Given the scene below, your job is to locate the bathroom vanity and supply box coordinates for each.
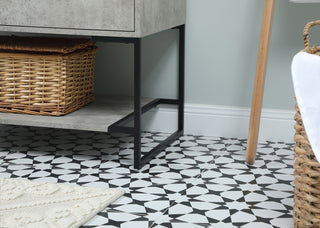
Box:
[0,0,187,169]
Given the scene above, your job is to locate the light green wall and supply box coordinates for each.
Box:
[94,0,320,110]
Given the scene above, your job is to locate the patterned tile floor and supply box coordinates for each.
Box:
[0,125,295,228]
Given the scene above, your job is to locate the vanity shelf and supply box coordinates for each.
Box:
[0,96,151,132]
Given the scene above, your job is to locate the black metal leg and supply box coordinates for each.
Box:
[178,25,185,132]
[133,38,142,169]
[94,25,185,169]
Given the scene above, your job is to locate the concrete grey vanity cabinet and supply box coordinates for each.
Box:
[0,0,186,169]
[0,0,186,37]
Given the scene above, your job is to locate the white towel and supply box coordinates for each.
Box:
[292,52,320,162]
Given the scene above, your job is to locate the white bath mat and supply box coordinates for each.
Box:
[0,178,125,228]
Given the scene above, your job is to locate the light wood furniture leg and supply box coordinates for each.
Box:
[246,0,276,164]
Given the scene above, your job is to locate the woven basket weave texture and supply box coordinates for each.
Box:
[293,20,320,228]
[0,36,97,116]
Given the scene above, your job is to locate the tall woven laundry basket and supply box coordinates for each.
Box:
[293,21,320,227]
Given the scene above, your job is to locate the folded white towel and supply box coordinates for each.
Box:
[292,52,320,162]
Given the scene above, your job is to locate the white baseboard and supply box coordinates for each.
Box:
[142,104,295,143]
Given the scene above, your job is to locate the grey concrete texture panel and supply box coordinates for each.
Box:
[137,0,186,37]
[0,0,135,31]
[0,0,186,37]
[0,96,151,132]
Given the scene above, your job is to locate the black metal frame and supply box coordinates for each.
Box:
[93,25,185,169]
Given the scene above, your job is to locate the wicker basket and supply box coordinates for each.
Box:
[0,36,97,116]
[293,21,320,228]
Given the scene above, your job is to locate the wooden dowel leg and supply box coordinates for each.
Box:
[246,0,276,164]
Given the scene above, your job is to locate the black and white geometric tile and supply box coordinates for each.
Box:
[0,125,295,227]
